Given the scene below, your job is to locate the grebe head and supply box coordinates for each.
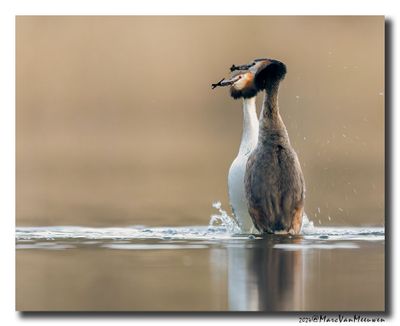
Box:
[228,70,259,100]
[211,68,258,100]
[212,58,287,99]
[249,58,287,91]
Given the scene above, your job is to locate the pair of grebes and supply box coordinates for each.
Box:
[212,58,305,235]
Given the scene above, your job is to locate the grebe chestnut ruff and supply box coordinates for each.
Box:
[212,58,305,235]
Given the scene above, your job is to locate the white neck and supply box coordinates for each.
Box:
[238,97,259,155]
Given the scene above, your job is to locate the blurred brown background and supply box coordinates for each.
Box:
[16,16,384,227]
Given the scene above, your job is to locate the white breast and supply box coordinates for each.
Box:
[228,154,255,233]
[228,97,259,234]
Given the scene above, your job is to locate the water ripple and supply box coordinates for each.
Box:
[16,225,384,242]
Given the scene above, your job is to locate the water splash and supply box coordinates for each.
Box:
[208,202,319,236]
[209,201,241,234]
[301,213,314,233]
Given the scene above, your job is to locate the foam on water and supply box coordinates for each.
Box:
[16,223,384,242]
[16,225,239,241]
[16,202,384,244]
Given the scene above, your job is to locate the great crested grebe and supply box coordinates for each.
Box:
[211,62,266,233]
[241,58,305,234]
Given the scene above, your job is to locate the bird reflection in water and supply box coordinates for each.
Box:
[227,236,304,311]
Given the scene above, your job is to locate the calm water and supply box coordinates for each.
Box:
[16,218,385,312]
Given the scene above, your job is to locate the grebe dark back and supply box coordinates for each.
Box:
[243,58,305,234]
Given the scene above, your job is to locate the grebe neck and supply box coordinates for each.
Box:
[238,97,259,155]
[258,84,288,141]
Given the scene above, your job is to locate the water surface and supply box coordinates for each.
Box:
[16,224,384,311]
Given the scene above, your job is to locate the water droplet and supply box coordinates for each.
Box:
[212,201,222,209]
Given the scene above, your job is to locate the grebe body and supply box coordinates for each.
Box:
[244,59,305,234]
